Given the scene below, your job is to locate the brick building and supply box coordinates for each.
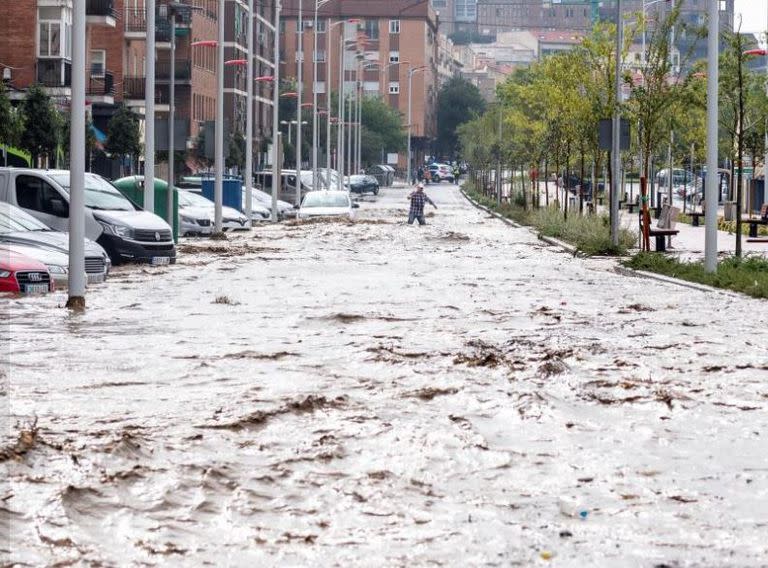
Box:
[280,0,439,170]
[0,0,276,176]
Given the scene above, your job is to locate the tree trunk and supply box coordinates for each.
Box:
[564,147,570,221]
[736,51,744,257]
[641,141,652,252]
[544,158,549,207]
[579,147,585,214]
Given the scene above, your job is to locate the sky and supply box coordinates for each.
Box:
[734,0,767,34]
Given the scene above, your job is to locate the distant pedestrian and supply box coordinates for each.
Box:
[453,165,460,183]
[407,183,437,226]
[417,166,424,183]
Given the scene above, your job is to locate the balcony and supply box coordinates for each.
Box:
[155,60,192,82]
[86,0,117,27]
[87,71,115,104]
[124,9,171,42]
[123,77,171,106]
[36,59,71,91]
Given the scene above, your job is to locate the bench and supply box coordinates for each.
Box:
[688,211,705,227]
[741,204,768,238]
[640,205,680,252]
[747,238,768,243]
[625,201,639,214]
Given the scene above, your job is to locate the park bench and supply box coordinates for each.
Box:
[688,211,705,227]
[741,204,768,238]
[640,205,680,252]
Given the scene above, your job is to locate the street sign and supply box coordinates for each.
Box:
[598,118,630,151]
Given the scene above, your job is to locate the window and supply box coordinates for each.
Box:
[313,81,326,94]
[295,51,304,63]
[91,50,106,77]
[388,82,400,94]
[297,19,311,31]
[315,19,326,33]
[362,20,379,40]
[389,51,399,63]
[363,81,379,92]
[16,176,67,217]
[313,50,326,63]
[389,20,400,34]
[38,21,61,57]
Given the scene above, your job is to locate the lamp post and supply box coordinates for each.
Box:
[311,0,333,191]
[328,21,359,190]
[296,0,304,207]
[611,0,622,248]
[145,0,156,212]
[271,0,282,222]
[704,0,718,272]
[67,0,86,308]
[406,65,427,186]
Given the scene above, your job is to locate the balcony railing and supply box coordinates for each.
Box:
[155,60,192,81]
[36,59,71,88]
[86,0,118,19]
[87,71,115,97]
[123,77,170,104]
[124,8,171,42]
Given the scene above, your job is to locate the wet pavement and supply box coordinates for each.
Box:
[4,183,768,566]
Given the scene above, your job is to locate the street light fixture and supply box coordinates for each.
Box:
[406,65,427,186]
[311,0,333,191]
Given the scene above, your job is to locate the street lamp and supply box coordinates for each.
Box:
[407,65,427,186]
[296,0,304,207]
[328,20,359,190]
[271,1,282,222]
[704,0,718,272]
[145,0,156,213]
[311,0,333,191]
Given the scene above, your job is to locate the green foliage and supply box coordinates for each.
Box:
[0,82,22,146]
[227,132,246,170]
[60,112,97,165]
[436,77,485,158]
[19,85,61,165]
[464,185,636,256]
[623,253,768,299]
[105,106,141,161]
[360,95,405,167]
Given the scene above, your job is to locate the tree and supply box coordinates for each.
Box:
[19,85,61,166]
[61,112,97,170]
[227,132,246,170]
[359,95,405,167]
[0,82,22,147]
[105,106,142,176]
[436,77,486,159]
[191,127,212,170]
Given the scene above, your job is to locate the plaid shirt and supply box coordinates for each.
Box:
[409,191,434,215]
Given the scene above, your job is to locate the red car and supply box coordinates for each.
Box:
[0,247,54,294]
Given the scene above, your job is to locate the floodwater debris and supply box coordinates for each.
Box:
[405,387,459,401]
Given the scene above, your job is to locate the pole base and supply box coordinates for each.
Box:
[65,296,86,311]
[210,231,228,241]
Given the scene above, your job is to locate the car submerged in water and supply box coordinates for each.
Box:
[297,191,359,220]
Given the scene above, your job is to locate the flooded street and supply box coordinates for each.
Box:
[4,184,768,566]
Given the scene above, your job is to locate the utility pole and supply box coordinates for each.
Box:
[67,0,86,309]
[326,16,333,188]
[611,0,622,247]
[337,32,345,188]
[311,0,320,191]
[168,9,176,228]
[356,56,362,174]
[271,0,282,221]
[705,0,719,272]
[145,0,156,212]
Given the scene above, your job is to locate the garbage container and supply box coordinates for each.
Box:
[201,177,242,213]
[724,201,737,221]
[112,176,179,242]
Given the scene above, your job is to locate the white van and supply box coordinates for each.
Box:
[0,168,176,265]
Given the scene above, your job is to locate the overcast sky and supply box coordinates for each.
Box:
[734,0,767,34]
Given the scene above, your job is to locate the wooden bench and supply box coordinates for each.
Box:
[624,201,639,214]
[741,204,768,238]
[747,238,768,243]
[688,211,705,227]
[640,205,680,252]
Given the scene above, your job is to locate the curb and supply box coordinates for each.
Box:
[460,187,753,298]
[460,188,580,255]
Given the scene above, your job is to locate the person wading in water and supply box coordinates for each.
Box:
[407,183,437,225]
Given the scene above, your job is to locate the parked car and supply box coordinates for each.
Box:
[0,168,176,266]
[427,163,455,184]
[254,170,317,204]
[177,190,251,235]
[242,187,294,220]
[297,190,359,220]
[0,241,71,287]
[0,202,110,284]
[0,246,54,294]
[347,175,379,195]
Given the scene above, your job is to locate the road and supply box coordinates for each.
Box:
[4,183,768,566]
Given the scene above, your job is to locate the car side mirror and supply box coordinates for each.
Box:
[293,204,300,209]
[50,199,68,217]
[352,203,360,209]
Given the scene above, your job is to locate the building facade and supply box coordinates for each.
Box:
[280,0,440,170]
[0,0,276,176]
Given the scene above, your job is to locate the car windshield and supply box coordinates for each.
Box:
[179,191,214,208]
[0,204,51,233]
[50,173,136,211]
[301,192,350,208]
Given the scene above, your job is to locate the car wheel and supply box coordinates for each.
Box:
[373,187,379,195]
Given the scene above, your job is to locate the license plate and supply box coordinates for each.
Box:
[24,284,49,294]
[151,256,170,266]
[87,273,105,284]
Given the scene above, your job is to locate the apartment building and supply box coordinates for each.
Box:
[0,1,118,120]
[279,0,440,169]
[0,0,276,175]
